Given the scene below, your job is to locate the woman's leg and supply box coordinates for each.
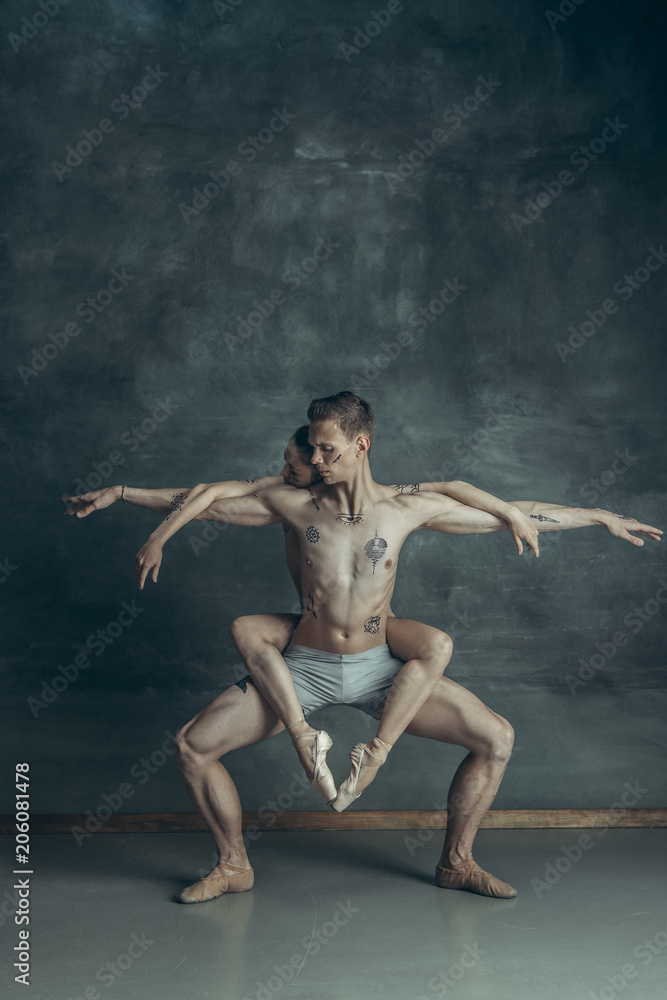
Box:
[332,618,453,810]
[230,613,336,803]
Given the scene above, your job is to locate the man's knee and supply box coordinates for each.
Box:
[487,717,515,761]
[229,615,256,649]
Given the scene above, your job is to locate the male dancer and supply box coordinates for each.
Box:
[132,392,660,903]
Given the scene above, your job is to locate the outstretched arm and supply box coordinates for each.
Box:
[420,495,662,546]
[61,477,281,519]
[400,479,541,556]
[134,486,285,589]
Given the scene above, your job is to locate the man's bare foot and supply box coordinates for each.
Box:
[174,861,254,904]
[435,857,517,898]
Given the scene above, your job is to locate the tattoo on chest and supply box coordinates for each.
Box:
[337,513,364,525]
[163,491,188,521]
[393,484,420,494]
[530,514,559,523]
[363,616,381,634]
[306,525,320,543]
[364,529,388,573]
[305,593,318,619]
[308,490,320,511]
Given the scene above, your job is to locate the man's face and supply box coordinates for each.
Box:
[308,419,362,484]
[280,439,321,488]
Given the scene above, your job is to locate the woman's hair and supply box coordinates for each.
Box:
[306,391,374,444]
[292,424,312,455]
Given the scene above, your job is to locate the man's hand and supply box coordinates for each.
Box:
[505,507,540,557]
[134,540,163,589]
[598,510,663,546]
[61,486,120,518]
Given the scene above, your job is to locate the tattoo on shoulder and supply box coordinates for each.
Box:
[308,490,320,511]
[337,513,364,525]
[530,514,559,523]
[306,525,320,543]
[393,484,420,494]
[363,616,381,634]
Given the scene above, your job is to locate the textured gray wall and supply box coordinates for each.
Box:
[3,0,666,819]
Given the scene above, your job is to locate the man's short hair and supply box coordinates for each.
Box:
[292,424,312,455]
[307,391,375,444]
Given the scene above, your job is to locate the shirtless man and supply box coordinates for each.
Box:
[62,425,538,806]
[131,392,661,903]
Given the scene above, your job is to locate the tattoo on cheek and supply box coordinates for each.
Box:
[364,616,381,634]
[530,514,559,523]
[332,454,341,463]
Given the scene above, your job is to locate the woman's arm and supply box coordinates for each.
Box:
[134,486,285,589]
[403,479,540,556]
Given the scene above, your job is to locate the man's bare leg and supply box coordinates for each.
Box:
[402,675,517,898]
[174,681,284,902]
[230,613,337,803]
[333,619,453,809]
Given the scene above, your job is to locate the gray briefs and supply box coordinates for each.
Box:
[235,643,405,718]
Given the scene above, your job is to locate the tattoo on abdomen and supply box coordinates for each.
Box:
[306,525,320,543]
[364,529,387,573]
[337,513,364,525]
[308,490,320,511]
[306,593,318,619]
[393,484,421,494]
[364,616,381,634]
[530,514,559,523]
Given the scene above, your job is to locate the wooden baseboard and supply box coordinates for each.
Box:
[2,808,666,836]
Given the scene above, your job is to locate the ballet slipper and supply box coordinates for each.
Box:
[435,858,517,898]
[330,737,392,812]
[287,722,337,805]
[174,862,254,904]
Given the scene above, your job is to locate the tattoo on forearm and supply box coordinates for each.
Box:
[305,593,318,619]
[530,514,559,523]
[237,479,259,485]
[163,491,188,521]
[364,529,388,573]
[308,490,320,511]
[364,616,381,634]
[306,525,320,543]
[393,484,420,494]
[337,513,364,525]
[610,512,633,520]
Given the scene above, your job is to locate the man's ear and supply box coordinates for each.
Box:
[355,435,371,457]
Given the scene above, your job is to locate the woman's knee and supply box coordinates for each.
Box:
[229,615,258,650]
[418,631,454,672]
[486,716,515,761]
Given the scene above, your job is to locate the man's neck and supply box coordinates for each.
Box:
[327,462,381,512]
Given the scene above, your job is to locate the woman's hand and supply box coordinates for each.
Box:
[61,486,121,518]
[504,508,540,557]
[134,539,163,589]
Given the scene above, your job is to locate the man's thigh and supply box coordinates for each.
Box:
[179,681,285,759]
[400,676,509,751]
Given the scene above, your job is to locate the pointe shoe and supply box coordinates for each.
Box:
[435,858,517,899]
[292,728,337,805]
[174,862,254,904]
[330,738,391,813]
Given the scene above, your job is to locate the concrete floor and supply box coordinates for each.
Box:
[2,828,667,1000]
